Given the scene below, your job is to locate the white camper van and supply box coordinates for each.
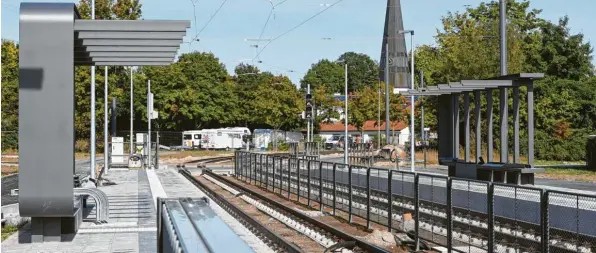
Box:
[201,127,251,150]
[182,130,204,149]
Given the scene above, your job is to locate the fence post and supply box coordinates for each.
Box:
[319,162,324,212]
[414,174,420,251]
[446,178,453,253]
[265,155,269,190]
[366,168,371,230]
[297,159,301,202]
[541,190,549,253]
[348,165,353,224]
[388,170,393,232]
[307,160,312,207]
[272,157,276,193]
[488,183,494,253]
[332,163,337,215]
[259,155,263,187]
[288,158,292,199]
[248,153,252,184]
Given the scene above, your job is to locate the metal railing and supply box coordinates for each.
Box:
[235,151,596,253]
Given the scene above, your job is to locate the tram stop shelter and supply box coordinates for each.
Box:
[18,2,189,242]
[404,73,544,185]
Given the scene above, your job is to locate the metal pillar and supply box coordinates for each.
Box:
[130,67,134,154]
[344,63,349,165]
[499,87,508,163]
[499,0,509,164]
[104,67,109,175]
[464,92,470,162]
[147,79,152,169]
[89,1,96,180]
[437,95,456,159]
[409,33,415,172]
[453,94,460,159]
[528,83,535,166]
[500,0,507,76]
[307,83,311,143]
[474,90,481,162]
[513,86,520,163]
[487,89,493,162]
[420,72,426,168]
[385,43,390,144]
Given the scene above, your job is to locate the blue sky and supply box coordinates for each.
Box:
[2,0,594,84]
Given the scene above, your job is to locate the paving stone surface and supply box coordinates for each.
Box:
[1,170,154,253]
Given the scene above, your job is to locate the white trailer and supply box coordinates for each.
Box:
[201,127,251,150]
[182,130,204,149]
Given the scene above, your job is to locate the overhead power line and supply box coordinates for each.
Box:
[253,0,291,63]
[252,0,346,62]
[191,0,229,44]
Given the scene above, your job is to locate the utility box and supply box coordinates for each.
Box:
[111,137,124,164]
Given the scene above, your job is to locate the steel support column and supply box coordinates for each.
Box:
[453,94,460,159]
[464,92,470,162]
[528,83,535,166]
[499,87,508,163]
[474,90,481,162]
[513,86,520,163]
[487,89,494,162]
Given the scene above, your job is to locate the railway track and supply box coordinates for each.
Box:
[179,168,391,253]
[246,163,596,253]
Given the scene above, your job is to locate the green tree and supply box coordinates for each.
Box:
[300,59,345,93]
[338,52,380,92]
[252,77,303,132]
[1,40,19,150]
[141,52,235,130]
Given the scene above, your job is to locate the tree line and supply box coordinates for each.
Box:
[2,0,595,161]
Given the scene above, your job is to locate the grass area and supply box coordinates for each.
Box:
[1,225,20,241]
[537,167,596,183]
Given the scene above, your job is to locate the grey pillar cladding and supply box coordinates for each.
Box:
[464,92,470,162]
[19,2,76,218]
[513,85,520,163]
[499,87,508,163]
[486,89,494,162]
[474,90,481,163]
[437,94,455,159]
[453,93,460,159]
[528,83,535,166]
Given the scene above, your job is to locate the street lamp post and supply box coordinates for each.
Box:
[399,29,415,172]
[335,60,348,164]
[90,0,96,179]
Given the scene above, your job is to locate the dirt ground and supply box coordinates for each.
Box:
[220,176,407,253]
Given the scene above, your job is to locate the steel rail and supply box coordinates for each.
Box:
[178,169,303,253]
[200,169,391,253]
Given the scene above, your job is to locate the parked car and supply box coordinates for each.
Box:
[325,135,341,149]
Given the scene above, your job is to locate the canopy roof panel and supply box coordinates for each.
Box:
[73,20,190,66]
[403,73,544,96]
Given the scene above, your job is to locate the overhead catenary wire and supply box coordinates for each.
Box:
[188,0,200,48]
[190,0,229,46]
[252,0,346,62]
[253,0,291,63]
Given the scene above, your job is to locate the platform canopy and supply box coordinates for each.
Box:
[74,20,190,66]
[403,73,545,96]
